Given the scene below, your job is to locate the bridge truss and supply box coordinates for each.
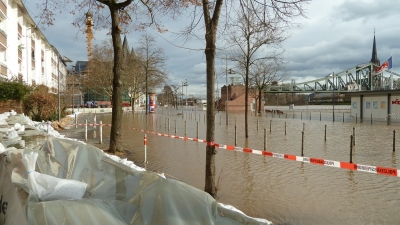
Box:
[265,62,400,93]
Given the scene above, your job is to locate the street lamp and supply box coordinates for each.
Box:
[225,64,236,125]
[332,72,335,122]
[185,78,188,107]
[182,80,188,117]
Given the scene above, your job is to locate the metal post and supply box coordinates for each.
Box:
[310,112,311,120]
[184,121,187,137]
[293,112,294,119]
[324,124,327,141]
[264,128,267,150]
[301,112,302,120]
[343,113,344,122]
[356,113,357,123]
[270,120,272,133]
[75,114,77,128]
[85,119,87,141]
[99,121,103,144]
[303,123,305,132]
[235,117,237,146]
[94,115,96,128]
[144,134,147,163]
[196,121,199,139]
[350,135,353,163]
[257,119,259,131]
[301,131,304,156]
[168,118,170,132]
[285,121,286,135]
[393,130,396,152]
[175,120,177,135]
[371,113,372,125]
[353,127,355,146]
[320,112,321,121]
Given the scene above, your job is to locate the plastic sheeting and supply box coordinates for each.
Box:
[0,113,272,225]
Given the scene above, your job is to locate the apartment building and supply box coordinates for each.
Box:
[0,0,68,94]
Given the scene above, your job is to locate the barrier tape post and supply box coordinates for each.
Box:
[301,131,304,156]
[393,130,396,152]
[264,128,267,150]
[85,119,88,141]
[99,121,103,144]
[94,115,96,128]
[75,114,77,128]
[303,123,305,132]
[286,112,287,119]
[324,124,327,141]
[269,120,272,133]
[184,121,187,137]
[285,121,287,135]
[235,117,237,146]
[350,135,353,163]
[168,118,170,132]
[174,120,177,135]
[195,121,199,138]
[144,134,147,163]
[353,127,356,146]
[356,113,358,123]
[371,113,372,125]
[320,111,321,121]
[257,119,259,131]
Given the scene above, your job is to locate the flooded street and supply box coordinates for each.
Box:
[69,107,400,225]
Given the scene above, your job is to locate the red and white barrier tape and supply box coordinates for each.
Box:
[74,124,399,177]
[129,127,400,177]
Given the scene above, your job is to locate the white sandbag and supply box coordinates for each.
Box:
[21,152,87,201]
[17,125,25,134]
[0,119,7,126]
[10,110,17,116]
[5,129,19,139]
[14,123,22,130]
[0,142,5,153]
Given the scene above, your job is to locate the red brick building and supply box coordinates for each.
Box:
[219,84,264,111]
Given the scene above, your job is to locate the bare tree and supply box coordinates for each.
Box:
[195,0,309,197]
[249,60,288,114]
[135,34,168,114]
[84,40,114,100]
[36,0,185,153]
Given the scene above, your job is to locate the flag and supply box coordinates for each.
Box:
[375,57,392,73]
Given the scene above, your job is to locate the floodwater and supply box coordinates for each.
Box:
[70,107,400,225]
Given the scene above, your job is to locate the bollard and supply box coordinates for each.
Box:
[293,112,294,119]
[99,121,103,144]
[310,112,311,120]
[356,113,357,123]
[279,113,280,118]
[350,135,353,163]
[285,121,287,135]
[168,118,170,132]
[324,124,327,141]
[320,112,321,121]
[184,121,187,137]
[270,120,272,133]
[75,114,77,128]
[196,122,199,139]
[204,114,205,123]
[144,134,147,163]
[264,128,267,150]
[394,130,396,152]
[303,123,305,132]
[301,131,304,157]
[85,119,88,141]
[371,113,372,125]
[94,115,96,128]
[343,113,344,122]
[175,120,177,135]
[353,127,355,146]
[301,112,302,120]
[235,117,237,146]
[286,113,287,119]
[257,119,259,131]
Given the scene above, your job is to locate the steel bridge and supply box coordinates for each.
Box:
[265,62,400,93]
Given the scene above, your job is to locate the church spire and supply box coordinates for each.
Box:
[370,29,380,66]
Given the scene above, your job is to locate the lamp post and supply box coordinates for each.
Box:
[182,80,188,117]
[185,78,188,107]
[332,72,335,122]
[225,60,236,125]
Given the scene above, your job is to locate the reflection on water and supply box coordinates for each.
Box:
[76,108,400,225]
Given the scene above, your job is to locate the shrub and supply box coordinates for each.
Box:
[22,85,58,121]
[0,79,31,101]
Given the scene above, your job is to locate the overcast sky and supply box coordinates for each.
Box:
[25,0,400,98]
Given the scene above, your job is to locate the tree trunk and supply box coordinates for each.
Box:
[258,89,262,114]
[108,6,124,153]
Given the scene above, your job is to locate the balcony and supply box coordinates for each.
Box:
[18,24,22,39]
[0,29,6,50]
[0,64,6,76]
[18,49,22,62]
[0,1,6,20]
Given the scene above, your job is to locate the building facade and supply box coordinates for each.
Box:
[0,0,68,93]
[220,84,264,111]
